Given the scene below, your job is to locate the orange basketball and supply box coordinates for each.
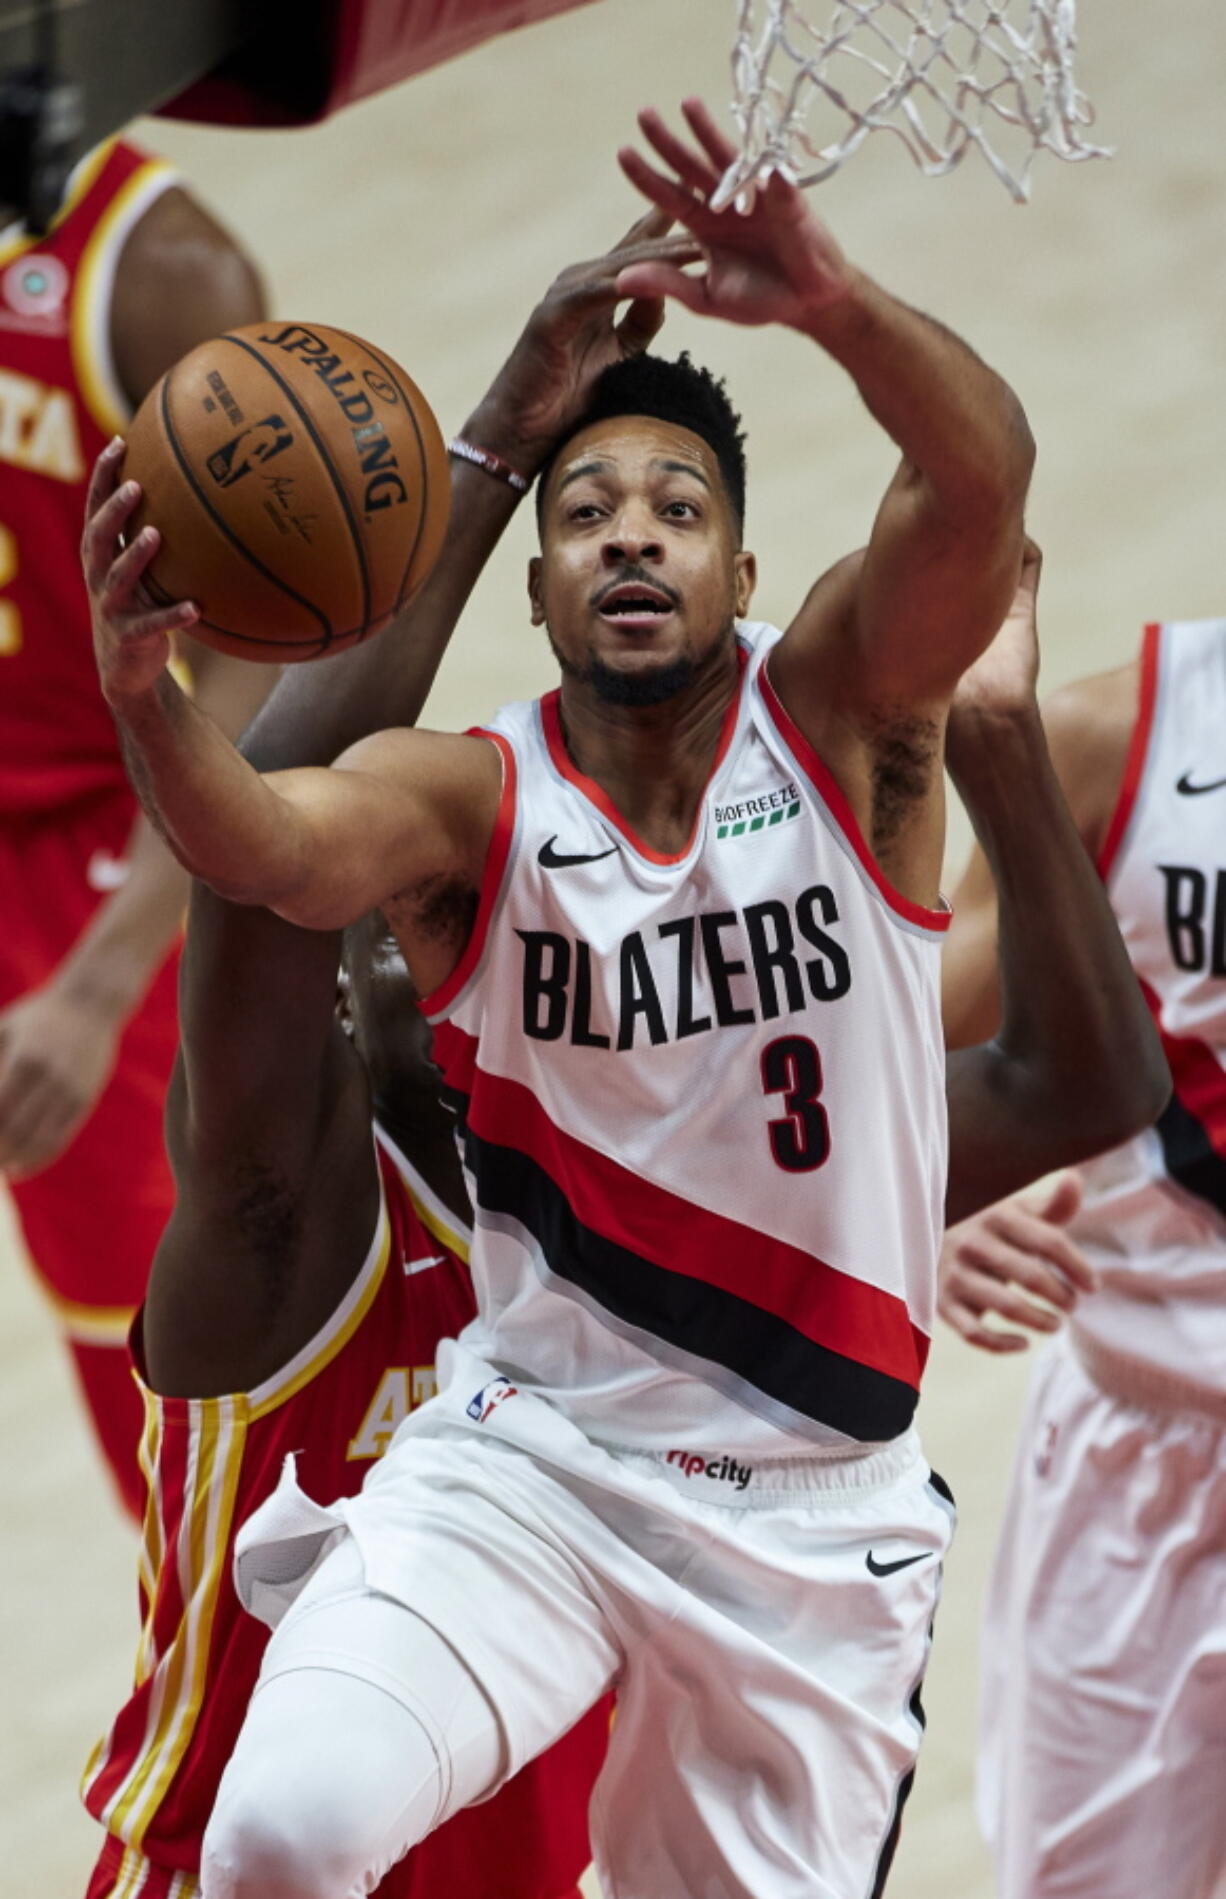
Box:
[123,322,450,663]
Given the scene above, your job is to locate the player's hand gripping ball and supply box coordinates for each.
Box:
[123,322,450,662]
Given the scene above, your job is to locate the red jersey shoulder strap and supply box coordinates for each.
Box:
[67,141,180,438]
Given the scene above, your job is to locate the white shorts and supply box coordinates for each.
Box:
[226,1341,955,1899]
[979,1331,1226,1899]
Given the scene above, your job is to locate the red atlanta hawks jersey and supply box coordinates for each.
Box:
[425,621,950,1455]
[1070,619,1226,1397]
[81,1130,605,1898]
[0,139,175,813]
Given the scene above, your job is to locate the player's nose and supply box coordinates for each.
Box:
[601,506,663,565]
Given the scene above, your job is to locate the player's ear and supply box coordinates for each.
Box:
[528,556,546,627]
[734,550,757,618]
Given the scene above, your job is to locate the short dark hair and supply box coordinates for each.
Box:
[536,351,747,536]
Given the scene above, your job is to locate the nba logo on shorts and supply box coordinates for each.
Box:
[467,1376,519,1424]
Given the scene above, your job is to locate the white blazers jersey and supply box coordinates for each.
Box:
[424,622,950,1455]
[1071,618,1226,1397]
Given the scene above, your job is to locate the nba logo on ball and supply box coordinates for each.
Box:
[206,416,294,487]
[467,1377,519,1424]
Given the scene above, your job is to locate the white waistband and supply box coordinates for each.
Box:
[599,1428,925,1506]
[1072,1332,1226,1425]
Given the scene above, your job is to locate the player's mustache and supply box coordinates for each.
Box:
[591,567,681,611]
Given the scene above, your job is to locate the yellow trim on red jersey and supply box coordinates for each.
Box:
[246,1190,395,1420]
[71,155,177,439]
[36,1283,137,1344]
[373,1122,472,1266]
[408,1180,471,1267]
[134,1391,166,1686]
[0,139,117,271]
[86,1395,248,1848]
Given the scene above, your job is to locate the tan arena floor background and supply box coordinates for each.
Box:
[4,0,1226,1889]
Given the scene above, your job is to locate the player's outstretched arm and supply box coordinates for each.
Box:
[242,211,699,770]
[617,99,1034,725]
[144,891,378,1395]
[943,548,1170,1224]
[85,445,499,929]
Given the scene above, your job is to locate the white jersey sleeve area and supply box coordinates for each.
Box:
[424,623,950,1456]
[1070,618,1226,1399]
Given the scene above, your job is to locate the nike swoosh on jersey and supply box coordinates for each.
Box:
[1175,771,1226,796]
[85,849,130,893]
[538,836,618,869]
[404,1254,447,1275]
[865,1550,929,1577]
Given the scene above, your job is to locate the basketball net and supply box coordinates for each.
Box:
[716,0,1110,207]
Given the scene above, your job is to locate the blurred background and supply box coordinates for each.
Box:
[2,1,1225,1889]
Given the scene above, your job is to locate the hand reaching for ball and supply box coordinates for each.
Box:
[83,437,199,706]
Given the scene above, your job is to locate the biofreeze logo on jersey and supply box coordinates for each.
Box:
[666,1449,753,1491]
[715,781,801,840]
[519,884,851,1051]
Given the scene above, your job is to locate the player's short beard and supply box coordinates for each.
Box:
[549,627,733,707]
[585,652,698,706]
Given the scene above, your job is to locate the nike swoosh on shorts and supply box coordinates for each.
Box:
[865,1550,929,1577]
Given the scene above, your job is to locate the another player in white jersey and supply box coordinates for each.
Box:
[81,102,1161,1898]
[942,616,1226,1899]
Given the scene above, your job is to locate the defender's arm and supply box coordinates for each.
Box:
[943,572,1169,1222]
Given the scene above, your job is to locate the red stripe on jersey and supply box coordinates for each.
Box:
[537,643,748,866]
[1097,623,1161,880]
[431,1018,478,1094]
[420,731,516,1019]
[758,660,950,933]
[1139,973,1226,1159]
[462,1059,928,1387]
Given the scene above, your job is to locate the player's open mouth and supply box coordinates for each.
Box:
[595,581,677,632]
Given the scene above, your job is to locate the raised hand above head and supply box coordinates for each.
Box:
[468,209,703,476]
[615,98,855,331]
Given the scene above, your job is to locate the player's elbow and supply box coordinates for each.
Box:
[1039,1042,1171,1167]
[1097,1040,1172,1150]
[954,392,1035,523]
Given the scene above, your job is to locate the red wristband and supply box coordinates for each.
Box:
[447,438,531,494]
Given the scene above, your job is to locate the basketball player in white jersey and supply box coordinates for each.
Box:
[79,100,1161,1898]
[941,617,1226,1899]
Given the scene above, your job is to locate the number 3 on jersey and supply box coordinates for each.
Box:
[0,523,20,655]
[761,1034,830,1172]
